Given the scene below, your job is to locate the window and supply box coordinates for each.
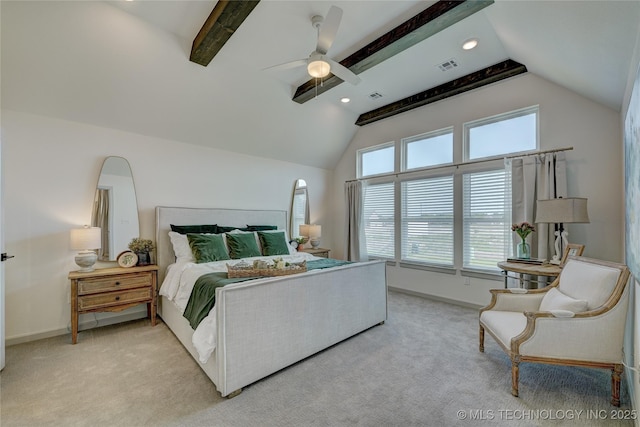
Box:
[363,182,394,259]
[358,142,395,178]
[402,128,453,170]
[401,176,454,266]
[464,106,538,161]
[462,169,512,270]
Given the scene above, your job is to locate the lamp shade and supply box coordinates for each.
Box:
[299,224,310,237]
[70,226,102,250]
[535,198,590,224]
[308,224,322,239]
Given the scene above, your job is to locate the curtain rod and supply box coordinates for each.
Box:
[346,146,574,183]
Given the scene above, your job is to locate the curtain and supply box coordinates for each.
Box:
[507,152,567,260]
[344,181,368,261]
[92,189,110,261]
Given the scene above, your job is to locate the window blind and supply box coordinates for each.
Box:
[401,176,454,266]
[363,182,395,259]
[463,169,511,270]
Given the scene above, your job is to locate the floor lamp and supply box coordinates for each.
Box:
[535,197,589,265]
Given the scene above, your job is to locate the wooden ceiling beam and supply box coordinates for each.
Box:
[292,0,494,104]
[190,0,260,67]
[355,59,527,126]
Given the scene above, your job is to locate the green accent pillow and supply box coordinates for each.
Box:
[246,225,277,231]
[171,224,218,234]
[258,231,290,256]
[217,225,248,233]
[186,233,229,263]
[226,232,261,259]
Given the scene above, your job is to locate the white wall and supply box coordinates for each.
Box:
[1,109,333,342]
[332,73,622,307]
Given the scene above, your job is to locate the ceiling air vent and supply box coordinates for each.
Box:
[437,59,458,72]
[369,92,383,100]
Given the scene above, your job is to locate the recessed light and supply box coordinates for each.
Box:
[462,38,478,50]
[340,97,350,103]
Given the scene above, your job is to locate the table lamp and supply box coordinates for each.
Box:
[535,197,589,264]
[70,226,102,272]
[309,224,322,248]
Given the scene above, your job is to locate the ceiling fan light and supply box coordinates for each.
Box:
[308,59,331,78]
[462,38,478,50]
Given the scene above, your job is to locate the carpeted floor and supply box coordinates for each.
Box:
[0,291,633,426]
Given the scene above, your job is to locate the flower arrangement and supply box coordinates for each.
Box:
[128,237,155,253]
[294,236,309,245]
[511,222,536,240]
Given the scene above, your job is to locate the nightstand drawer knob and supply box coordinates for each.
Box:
[115,281,120,286]
[115,296,120,301]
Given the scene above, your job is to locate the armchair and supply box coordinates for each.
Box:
[479,256,631,406]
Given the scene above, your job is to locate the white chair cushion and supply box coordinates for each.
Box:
[559,259,621,310]
[539,287,588,313]
[480,311,527,349]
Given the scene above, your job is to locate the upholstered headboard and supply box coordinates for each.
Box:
[155,206,287,283]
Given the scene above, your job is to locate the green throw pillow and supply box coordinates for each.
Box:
[171,224,218,234]
[258,231,290,256]
[226,232,261,259]
[187,233,229,263]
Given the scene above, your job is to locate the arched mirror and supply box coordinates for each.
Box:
[91,157,140,261]
[290,179,310,238]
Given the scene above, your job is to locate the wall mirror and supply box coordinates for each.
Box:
[290,179,309,238]
[91,156,140,261]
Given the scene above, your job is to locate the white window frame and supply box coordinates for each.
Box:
[463,105,539,162]
[357,141,395,179]
[401,127,454,172]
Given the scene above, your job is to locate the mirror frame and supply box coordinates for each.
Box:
[290,179,310,239]
[91,156,140,261]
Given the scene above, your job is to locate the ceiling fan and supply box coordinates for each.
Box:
[266,5,361,85]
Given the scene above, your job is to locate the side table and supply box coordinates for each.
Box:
[497,261,561,289]
[69,265,158,344]
[299,247,330,258]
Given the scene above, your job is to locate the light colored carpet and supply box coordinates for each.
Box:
[0,291,633,426]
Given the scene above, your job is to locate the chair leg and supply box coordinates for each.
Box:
[511,360,519,397]
[611,364,622,407]
[479,325,485,352]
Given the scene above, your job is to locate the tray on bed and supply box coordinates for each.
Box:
[227,260,307,278]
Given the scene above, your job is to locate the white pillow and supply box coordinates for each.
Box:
[539,287,588,313]
[168,231,195,263]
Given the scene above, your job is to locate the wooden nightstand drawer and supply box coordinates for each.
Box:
[78,288,152,311]
[77,273,152,295]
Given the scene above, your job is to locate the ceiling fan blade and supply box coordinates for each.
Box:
[316,6,342,55]
[326,58,361,85]
[263,59,308,72]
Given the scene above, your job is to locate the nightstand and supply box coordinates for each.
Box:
[300,247,330,258]
[68,265,158,344]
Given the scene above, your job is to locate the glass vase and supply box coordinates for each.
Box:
[517,240,531,259]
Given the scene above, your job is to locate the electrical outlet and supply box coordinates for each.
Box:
[464,277,471,286]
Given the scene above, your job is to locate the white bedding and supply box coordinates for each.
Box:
[159,252,319,363]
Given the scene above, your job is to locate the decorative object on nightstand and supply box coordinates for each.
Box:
[127,237,154,266]
[308,224,322,248]
[70,226,101,272]
[117,251,138,268]
[68,265,158,344]
[535,197,589,264]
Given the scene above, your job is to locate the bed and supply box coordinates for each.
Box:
[155,206,387,397]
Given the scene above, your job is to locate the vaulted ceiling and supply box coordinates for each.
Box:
[2,1,639,169]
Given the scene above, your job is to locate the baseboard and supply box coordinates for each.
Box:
[6,310,148,346]
[388,286,483,310]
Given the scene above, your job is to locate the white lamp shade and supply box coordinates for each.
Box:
[535,198,590,224]
[70,227,102,250]
[309,225,321,239]
[299,224,310,237]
